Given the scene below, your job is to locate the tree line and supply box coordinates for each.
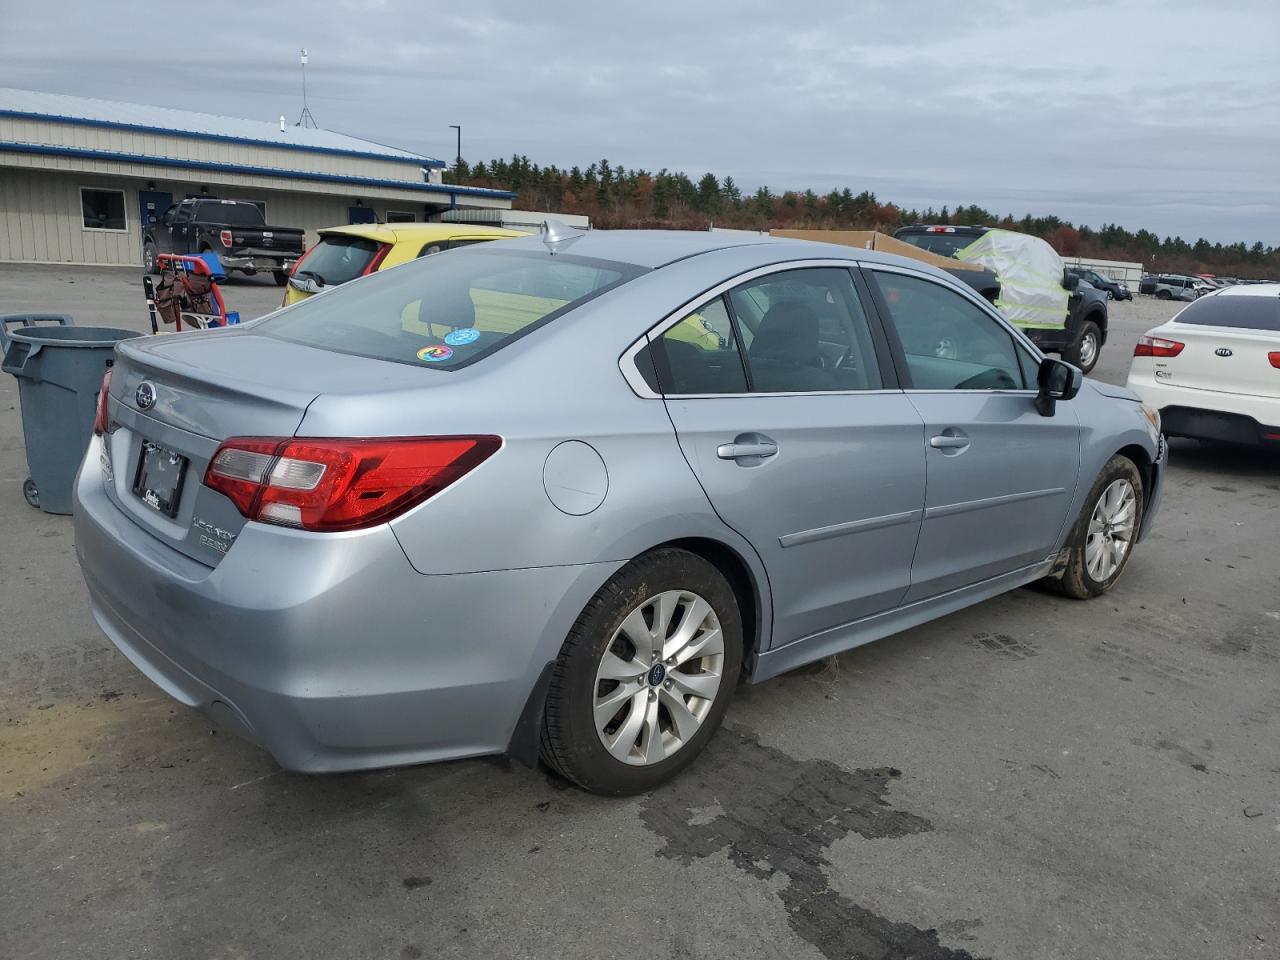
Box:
[448,156,1278,279]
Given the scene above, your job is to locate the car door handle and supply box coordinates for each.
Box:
[929,435,970,450]
[717,441,778,460]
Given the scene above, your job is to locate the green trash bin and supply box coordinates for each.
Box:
[1,315,145,515]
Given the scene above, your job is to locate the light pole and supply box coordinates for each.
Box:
[448,125,461,175]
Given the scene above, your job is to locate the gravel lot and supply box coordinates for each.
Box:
[2,264,1278,960]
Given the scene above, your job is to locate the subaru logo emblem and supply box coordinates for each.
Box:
[1214,347,1233,357]
[647,662,667,687]
[135,381,157,410]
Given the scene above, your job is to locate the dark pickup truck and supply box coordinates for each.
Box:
[143,199,306,285]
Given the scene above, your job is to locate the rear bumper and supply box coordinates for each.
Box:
[1127,375,1280,446]
[220,254,294,272]
[72,437,620,772]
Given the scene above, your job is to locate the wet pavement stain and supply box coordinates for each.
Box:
[640,728,982,960]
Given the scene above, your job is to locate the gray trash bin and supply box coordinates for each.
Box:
[1,315,144,515]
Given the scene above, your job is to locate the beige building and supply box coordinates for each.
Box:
[0,88,515,266]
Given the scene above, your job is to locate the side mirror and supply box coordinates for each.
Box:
[1063,272,1080,290]
[1035,357,1082,417]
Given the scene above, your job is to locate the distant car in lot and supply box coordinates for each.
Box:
[75,229,1165,795]
[1127,283,1280,446]
[282,222,526,306]
[144,199,305,284]
[1151,274,1211,301]
[1067,266,1132,301]
[895,224,1109,373]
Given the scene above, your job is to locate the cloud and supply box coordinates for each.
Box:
[2,0,1277,243]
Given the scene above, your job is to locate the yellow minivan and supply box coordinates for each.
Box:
[282,223,525,306]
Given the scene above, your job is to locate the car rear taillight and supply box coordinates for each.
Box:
[361,243,392,276]
[92,369,112,436]
[1269,352,1280,369]
[203,436,501,531]
[219,229,233,248]
[1134,335,1185,358]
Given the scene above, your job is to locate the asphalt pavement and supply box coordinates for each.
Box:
[1,265,1277,960]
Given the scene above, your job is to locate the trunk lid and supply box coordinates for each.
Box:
[103,328,436,566]
[1157,321,1280,398]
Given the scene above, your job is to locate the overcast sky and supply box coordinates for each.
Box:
[3,0,1277,245]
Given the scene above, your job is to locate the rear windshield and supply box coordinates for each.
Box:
[198,201,265,226]
[259,249,641,368]
[897,232,974,258]
[298,236,384,286]
[1176,294,1280,331]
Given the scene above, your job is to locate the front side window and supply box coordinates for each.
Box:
[81,188,126,231]
[261,249,640,369]
[871,271,1027,391]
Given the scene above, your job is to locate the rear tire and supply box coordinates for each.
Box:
[1156,289,1172,300]
[1049,455,1143,600]
[273,270,289,287]
[540,548,743,795]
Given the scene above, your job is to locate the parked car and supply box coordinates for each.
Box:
[282,222,526,307]
[144,199,306,285]
[1152,274,1210,301]
[1067,266,1132,301]
[1126,283,1280,446]
[74,229,1165,795]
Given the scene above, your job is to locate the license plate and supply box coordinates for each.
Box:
[133,440,188,517]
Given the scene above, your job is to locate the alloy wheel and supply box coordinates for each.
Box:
[1085,478,1136,582]
[593,590,725,766]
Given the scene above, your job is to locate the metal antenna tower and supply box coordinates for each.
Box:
[296,48,318,128]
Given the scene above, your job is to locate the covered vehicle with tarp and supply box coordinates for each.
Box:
[953,229,1109,373]
[953,229,1069,331]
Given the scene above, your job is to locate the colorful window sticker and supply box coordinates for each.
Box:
[416,344,454,362]
[444,327,481,346]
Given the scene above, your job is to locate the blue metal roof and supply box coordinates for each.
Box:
[0,87,445,167]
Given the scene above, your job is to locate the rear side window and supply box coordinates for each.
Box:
[1176,294,1280,331]
[656,297,748,394]
[261,250,639,369]
[898,232,973,258]
[297,236,384,286]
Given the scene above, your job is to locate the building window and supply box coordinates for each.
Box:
[81,188,127,232]
[386,210,416,223]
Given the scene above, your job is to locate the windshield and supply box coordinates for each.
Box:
[898,232,974,258]
[1176,294,1280,331]
[199,201,265,226]
[259,249,642,369]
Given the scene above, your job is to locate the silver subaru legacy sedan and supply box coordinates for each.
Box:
[74,228,1166,795]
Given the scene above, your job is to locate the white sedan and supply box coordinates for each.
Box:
[1127,283,1280,446]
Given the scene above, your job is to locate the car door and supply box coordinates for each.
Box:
[644,264,926,648]
[865,267,1081,601]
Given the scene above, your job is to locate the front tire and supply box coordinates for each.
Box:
[1069,320,1102,374]
[541,548,743,795]
[1051,456,1143,599]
